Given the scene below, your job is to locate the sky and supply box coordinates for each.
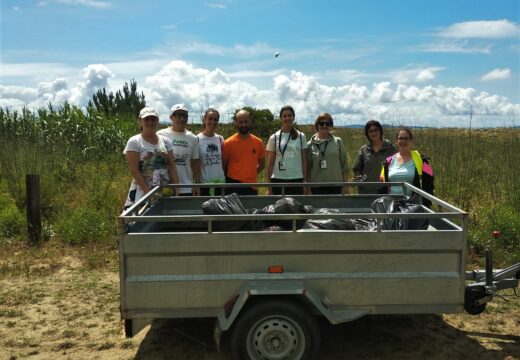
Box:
[1,0,519,127]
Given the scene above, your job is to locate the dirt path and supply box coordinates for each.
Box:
[1,254,519,360]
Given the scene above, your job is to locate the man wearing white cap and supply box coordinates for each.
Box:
[157,104,200,195]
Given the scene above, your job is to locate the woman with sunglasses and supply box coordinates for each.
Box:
[266,105,308,195]
[379,127,434,207]
[197,108,225,196]
[123,106,179,210]
[307,113,349,195]
[353,120,397,194]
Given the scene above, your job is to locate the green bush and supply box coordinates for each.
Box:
[55,208,112,245]
[0,204,25,238]
[470,205,520,265]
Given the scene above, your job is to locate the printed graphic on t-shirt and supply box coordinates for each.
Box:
[204,143,221,166]
[139,147,169,187]
[171,139,190,166]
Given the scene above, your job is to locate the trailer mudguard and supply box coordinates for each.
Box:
[216,280,369,332]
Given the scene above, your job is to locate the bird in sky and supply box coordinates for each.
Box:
[274,51,280,58]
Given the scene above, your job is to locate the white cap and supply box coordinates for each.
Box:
[170,103,188,116]
[139,106,159,119]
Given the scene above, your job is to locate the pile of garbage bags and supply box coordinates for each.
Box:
[202,194,429,232]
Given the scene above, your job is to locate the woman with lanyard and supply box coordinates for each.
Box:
[266,105,308,195]
[307,112,349,194]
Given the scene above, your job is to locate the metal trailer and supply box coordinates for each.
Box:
[119,182,519,360]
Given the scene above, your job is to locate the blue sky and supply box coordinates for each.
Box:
[1,0,519,127]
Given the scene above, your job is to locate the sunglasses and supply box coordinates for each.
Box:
[397,137,411,141]
[318,121,332,127]
[143,116,158,121]
[174,112,188,119]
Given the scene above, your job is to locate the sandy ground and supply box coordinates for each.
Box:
[0,250,519,360]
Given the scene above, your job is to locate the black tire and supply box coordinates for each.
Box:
[464,286,487,315]
[230,299,320,360]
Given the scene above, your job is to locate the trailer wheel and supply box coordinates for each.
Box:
[464,286,487,315]
[230,299,320,360]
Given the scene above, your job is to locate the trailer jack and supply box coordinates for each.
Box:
[464,231,520,315]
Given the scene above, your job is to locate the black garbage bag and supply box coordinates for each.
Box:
[257,197,312,229]
[303,208,372,230]
[202,193,255,231]
[370,196,429,230]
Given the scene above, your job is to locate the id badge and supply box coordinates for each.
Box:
[320,160,328,169]
[278,161,287,171]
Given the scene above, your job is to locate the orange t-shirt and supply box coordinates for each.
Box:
[222,133,266,184]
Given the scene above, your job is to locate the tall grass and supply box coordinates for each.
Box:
[0,105,518,264]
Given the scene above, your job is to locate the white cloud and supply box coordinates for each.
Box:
[206,3,226,9]
[1,62,78,80]
[175,42,274,58]
[12,6,20,11]
[391,67,443,83]
[1,61,519,127]
[48,0,111,8]
[481,68,511,82]
[328,66,443,84]
[69,64,113,104]
[415,69,436,82]
[420,40,491,54]
[439,19,520,39]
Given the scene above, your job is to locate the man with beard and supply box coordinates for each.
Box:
[222,109,266,195]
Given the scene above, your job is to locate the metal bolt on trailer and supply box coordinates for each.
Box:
[119,182,519,360]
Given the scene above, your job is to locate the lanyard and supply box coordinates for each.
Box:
[277,131,291,159]
[316,140,329,158]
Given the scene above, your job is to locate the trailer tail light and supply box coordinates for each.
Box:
[492,230,501,238]
[268,265,284,273]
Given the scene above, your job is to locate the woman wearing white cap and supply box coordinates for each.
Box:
[157,103,201,196]
[123,106,179,209]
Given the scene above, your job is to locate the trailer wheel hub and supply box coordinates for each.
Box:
[248,315,305,359]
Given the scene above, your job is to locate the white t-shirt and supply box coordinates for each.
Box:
[197,133,225,183]
[156,127,199,194]
[123,134,173,207]
[266,130,308,179]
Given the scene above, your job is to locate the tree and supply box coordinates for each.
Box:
[87,80,146,119]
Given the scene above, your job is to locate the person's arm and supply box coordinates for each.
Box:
[266,151,276,195]
[257,157,265,173]
[257,139,267,174]
[167,151,180,195]
[306,144,313,195]
[126,152,149,194]
[191,158,201,196]
[352,148,365,180]
[301,149,309,195]
[222,140,229,177]
[338,138,350,194]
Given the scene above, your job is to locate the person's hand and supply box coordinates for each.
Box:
[343,186,350,195]
[175,188,181,196]
[192,186,201,196]
[267,188,273,195]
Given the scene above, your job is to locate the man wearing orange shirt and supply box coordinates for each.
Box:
[222,109,266,195]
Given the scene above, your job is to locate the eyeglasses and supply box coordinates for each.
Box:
[318,121,332,127]
[174,112,188,119]
[397,137,411,141]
